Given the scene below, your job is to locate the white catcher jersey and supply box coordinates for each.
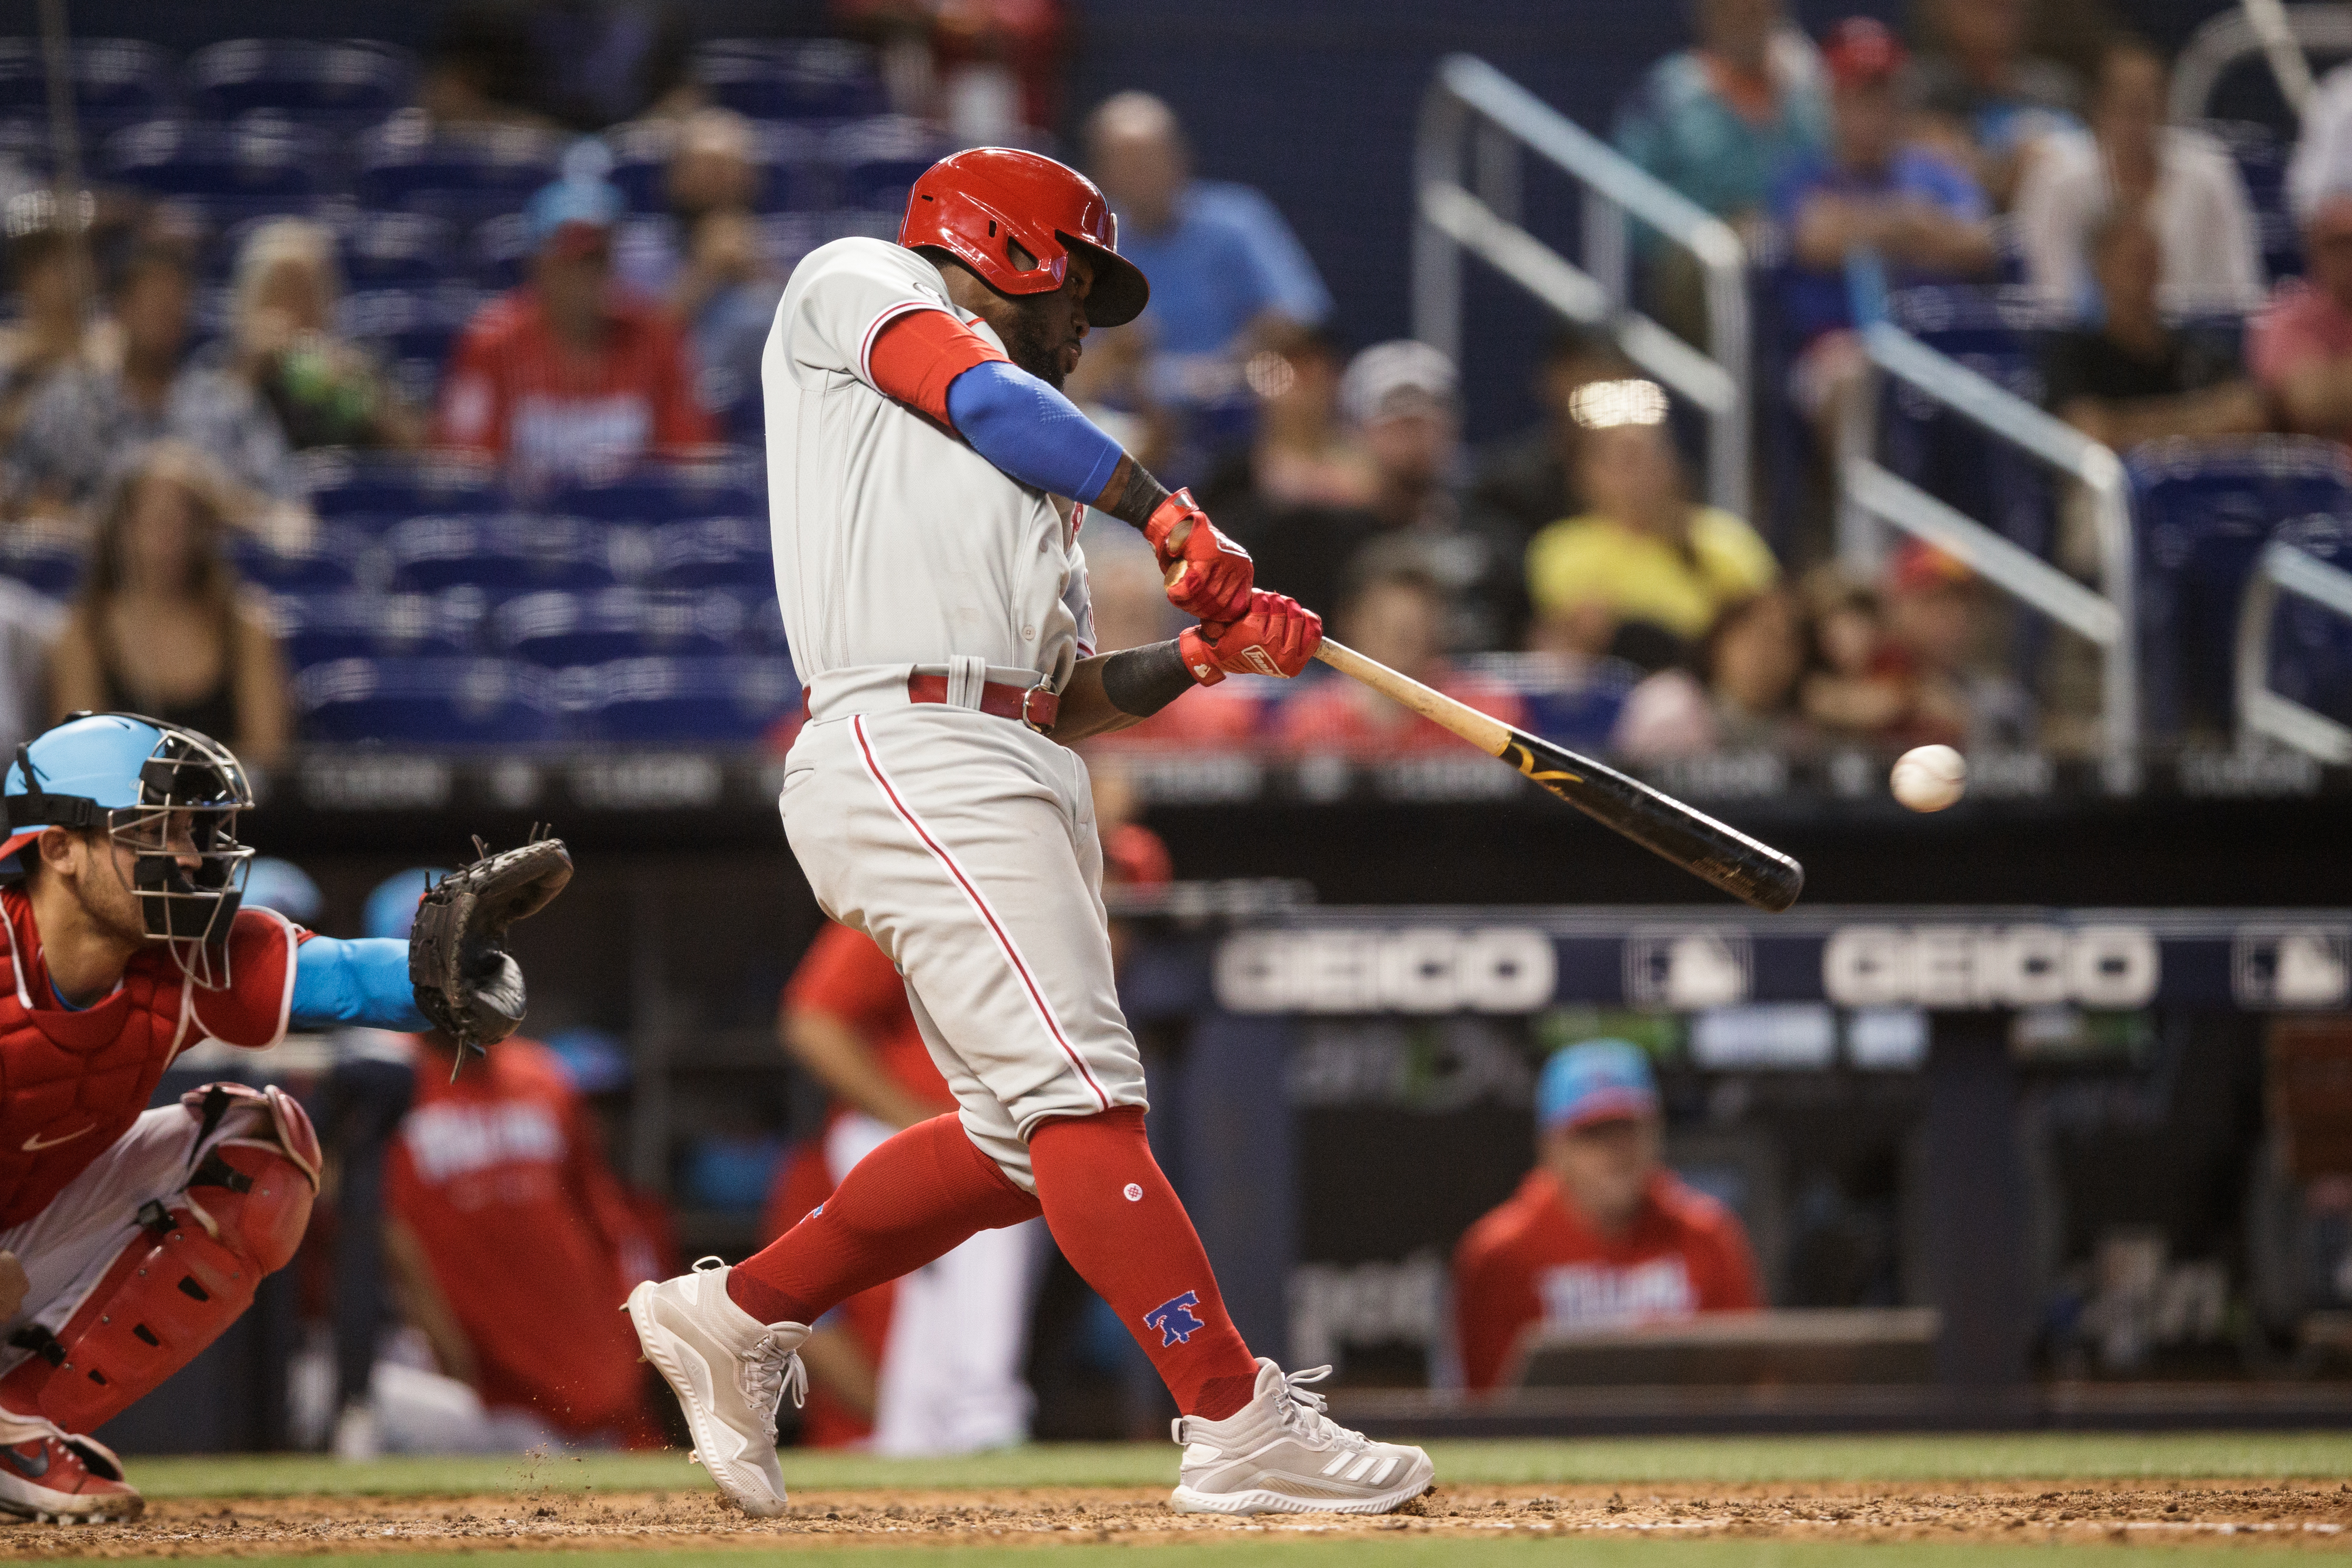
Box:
[763,237,1094,694]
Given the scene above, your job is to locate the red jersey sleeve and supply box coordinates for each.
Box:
[189,908,297,1049]
[647,314,717,452]
[1452,1200,1544,1393]
[437,306,512,455]
[783,923,909,1039]
[867,308,1008,429]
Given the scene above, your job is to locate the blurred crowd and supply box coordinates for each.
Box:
[0,0,2343,770]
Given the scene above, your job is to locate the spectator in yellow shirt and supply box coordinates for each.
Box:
[1524,379,1778,667]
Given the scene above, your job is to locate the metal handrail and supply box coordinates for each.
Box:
[1413,53,1750,519]
[2237,539,2352,761]
[1837,320,2139,783]
[2171,2,2352,122]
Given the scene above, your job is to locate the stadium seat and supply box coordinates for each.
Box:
[184,39,414,129]
[101,116,332,219]
[548,457,764,524]
[230,523,372,593]
[606,117,821,217]
[493,585,749,666]
[298,450,502,528]
[340,210,462,289]
[557,654,796,744]
[0,520,88,599]
[385,513,618,595]
[354,115,561,225]
[694,38,884,121]
[2263,511,2352,729]
[269,587,480,666]
[296,656,559,745]
[337,283,484,411]
[827,116,947,213]
[2207,118,2300,282]
[2130,435,2352,737]
[642,517,773,590]
[1880,284,2060,562]
[0,40,175,131]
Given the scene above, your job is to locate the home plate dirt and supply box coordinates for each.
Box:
[4,1480,2351,1554]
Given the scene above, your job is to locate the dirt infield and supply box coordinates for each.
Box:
[5,1477,2349,1555]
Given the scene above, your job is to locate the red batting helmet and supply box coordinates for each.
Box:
[900,147,1150,328]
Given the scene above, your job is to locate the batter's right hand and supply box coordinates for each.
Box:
[1144,488,1254,623]
[1179,591,1323,683]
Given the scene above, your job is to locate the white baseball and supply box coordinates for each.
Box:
[1889,744,1966,812]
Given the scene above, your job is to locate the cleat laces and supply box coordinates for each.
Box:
[737,1330,808,1445]
[1272,1365,1368,1455]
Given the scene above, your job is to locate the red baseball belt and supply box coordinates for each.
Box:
[803,674,1060,733]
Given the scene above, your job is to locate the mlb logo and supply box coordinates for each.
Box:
[1143,1290,1205,1346]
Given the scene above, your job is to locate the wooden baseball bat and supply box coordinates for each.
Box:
[1312,639,1805,912]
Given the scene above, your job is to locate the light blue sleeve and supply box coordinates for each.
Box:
[1212,182,1333,327]
[291,935,428,1032]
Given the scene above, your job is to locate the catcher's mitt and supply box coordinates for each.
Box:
[409,836,573,1074]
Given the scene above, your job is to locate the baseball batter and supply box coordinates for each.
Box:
[0,714,561,1522]
[629,148,1432,1516]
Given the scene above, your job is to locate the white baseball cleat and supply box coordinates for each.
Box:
[0,1418,142,1523]
[1167,1358,1434,1515]
[625,1258,808,1518]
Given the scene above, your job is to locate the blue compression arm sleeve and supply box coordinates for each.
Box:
[945,359,1126,504]
[291,935,429,1032]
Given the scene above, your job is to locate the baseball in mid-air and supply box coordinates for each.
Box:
[1889,744,1966,812]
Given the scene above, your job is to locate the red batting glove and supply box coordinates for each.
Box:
[1143,488,1254,623]
[1177,591,1323,684]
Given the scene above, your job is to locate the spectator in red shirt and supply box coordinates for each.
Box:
[1452,1040,1760,1392]
[438,169,714,487]
[1273,553,1525,756]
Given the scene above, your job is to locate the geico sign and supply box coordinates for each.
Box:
[1215,928,1557,1014]
[1822,925,2159,1009]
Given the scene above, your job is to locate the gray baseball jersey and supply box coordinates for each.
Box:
[763,236,1093,714]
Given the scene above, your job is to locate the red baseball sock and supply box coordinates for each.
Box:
[1028,1107,1261,1421]
[726,1114,1041,1326]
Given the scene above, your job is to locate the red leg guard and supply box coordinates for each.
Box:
[0,1100,318,1435]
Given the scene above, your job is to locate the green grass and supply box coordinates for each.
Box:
[256,1544,2328,1567]
[121,1430,2352,1499]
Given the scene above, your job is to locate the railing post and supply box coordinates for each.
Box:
[1836,356,1883,574]
[1583,186,1626,316]
[2089,454,2140,791]
[1697,226,1750,520]
[1413,84,1467,365]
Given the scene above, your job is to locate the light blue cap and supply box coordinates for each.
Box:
[1536,1039,1660,1131]
[524,174,623,252]
[363,867,451,942]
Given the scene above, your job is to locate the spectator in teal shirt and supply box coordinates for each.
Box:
[1615,0,1831,235]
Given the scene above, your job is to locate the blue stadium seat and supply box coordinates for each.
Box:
[1881,284,2060,562]
[0,521,87,599]
[270,587,480,666]
[385,513,617,595]
[2207,118,2299,281]
[558,654,796,744]
[341,210,461,289]
[694,39,884,121]
[0,40,174,132]
[298,450,502,527]
[468,212,534,292]
[827,116,946,213]
[296,656,559,745]
[643,517,773,590]
[493,585,747,666]
[336,283,484,411]
[2263,512,2352,729]
[606,117,824,217]
[102,117,332,219]
[185,39,413,129]
[354,116,560,226]
[230,523,371,593]
[548,458,764,523]
[2129,436,2352,737]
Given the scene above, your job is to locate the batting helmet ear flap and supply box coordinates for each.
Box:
[901,148,1150,327]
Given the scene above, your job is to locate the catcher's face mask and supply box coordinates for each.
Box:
[79,734,252,987]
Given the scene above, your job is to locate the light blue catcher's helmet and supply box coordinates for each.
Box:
[1,712,257,986]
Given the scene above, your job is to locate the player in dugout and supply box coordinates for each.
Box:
[0,713,563,1520]
[1452,1040,1761,1392]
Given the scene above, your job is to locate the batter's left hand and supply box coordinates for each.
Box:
[1180,591,1323,683]
[1144,489,1254,623]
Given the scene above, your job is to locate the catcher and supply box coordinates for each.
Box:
[0,712,570,1522]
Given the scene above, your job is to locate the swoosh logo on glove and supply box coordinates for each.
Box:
[22,1125,93,1152]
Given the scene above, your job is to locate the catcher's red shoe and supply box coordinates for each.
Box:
[0,1425,142,1523]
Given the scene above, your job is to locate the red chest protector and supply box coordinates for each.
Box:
[0,890,296,1228]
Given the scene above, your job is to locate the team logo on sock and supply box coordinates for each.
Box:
[1143,1290,1206,1347]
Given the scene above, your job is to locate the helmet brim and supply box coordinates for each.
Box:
[1065,235,1148,329]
